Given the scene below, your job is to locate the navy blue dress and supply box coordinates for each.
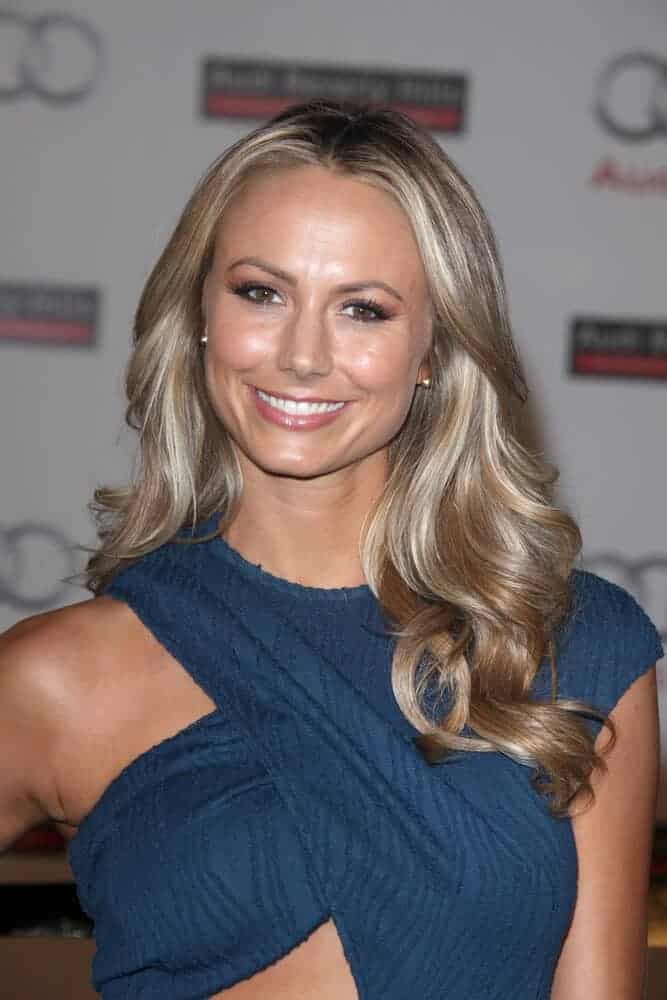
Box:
[68,517,664,998]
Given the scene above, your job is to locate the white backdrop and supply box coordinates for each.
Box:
[1,0,665,811]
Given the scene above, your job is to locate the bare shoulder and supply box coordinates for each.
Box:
[0,597,144,844]
[0,593,173,761]
[551,666,658,998]
[1,595,139,694]
[2,592,139,650]
[1,593,216,841]
[0,596,153,744]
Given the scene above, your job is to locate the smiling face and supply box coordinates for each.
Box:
[201,164,433,490]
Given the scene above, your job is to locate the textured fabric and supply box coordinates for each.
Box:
[68,517,664,999]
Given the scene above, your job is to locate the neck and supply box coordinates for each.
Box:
[222,462,386,589]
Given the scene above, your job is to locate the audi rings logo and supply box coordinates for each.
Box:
[0,522,78,612]
[595,53,667,141]
[583,554,667,642]
[0,10,102,105]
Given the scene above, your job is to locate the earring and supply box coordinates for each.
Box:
[419,377,431,388]
[200,328,208,345]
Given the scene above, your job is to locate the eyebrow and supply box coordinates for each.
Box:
[226,256,405,303]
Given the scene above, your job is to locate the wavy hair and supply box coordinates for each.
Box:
[87,98,613,817]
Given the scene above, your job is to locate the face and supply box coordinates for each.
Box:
[201,164,432,489]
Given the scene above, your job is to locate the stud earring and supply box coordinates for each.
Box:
[419,377,431,388]
[200,328,208,345]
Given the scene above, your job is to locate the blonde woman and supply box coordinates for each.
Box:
[0,100,661,999]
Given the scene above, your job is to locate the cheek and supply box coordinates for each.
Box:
[344,338,422,396]
[206,316,274,372]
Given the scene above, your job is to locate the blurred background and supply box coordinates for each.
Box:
[0,0,665,995]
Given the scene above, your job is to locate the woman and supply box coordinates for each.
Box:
[0,99,662,999]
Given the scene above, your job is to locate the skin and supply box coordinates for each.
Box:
[0,165,659,999]
[201,164,433,588]
[551,667,659,1000]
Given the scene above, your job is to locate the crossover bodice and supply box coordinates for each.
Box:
[68,518,664,998]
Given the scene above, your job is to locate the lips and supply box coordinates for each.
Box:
[256,387,345,415]
[251,386,349,430]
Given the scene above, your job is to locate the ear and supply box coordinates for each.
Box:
[417,355,432,385]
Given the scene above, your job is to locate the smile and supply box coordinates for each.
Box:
[251,386,349,431]
[256,389,345,415]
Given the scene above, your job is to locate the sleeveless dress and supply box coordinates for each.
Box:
[68,516,664,999]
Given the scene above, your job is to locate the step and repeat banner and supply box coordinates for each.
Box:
[0,0,665,810]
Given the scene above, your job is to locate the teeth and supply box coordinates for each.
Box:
[257,389,345,415]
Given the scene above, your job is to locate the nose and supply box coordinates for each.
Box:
[276,302,333,380]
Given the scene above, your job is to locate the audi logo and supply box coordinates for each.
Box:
[0,522,78,612]
[0,9,102,105]
[582,554,667,642]
[595,52,667,141]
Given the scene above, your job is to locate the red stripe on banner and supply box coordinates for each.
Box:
[573,352,667,377]
[388,103,461,129]
[0,317,93,344]
[206,94,301,117]
[205,93,461,130]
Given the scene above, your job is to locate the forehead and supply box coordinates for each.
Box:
[213,165,426,287]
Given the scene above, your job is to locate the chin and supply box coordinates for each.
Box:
[255,458,336,481]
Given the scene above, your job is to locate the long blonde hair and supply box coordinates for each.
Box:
[87,99,612,817]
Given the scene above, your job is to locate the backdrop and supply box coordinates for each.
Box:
[1,0,665,813]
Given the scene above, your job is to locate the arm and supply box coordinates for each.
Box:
[0,616,71,850]
[551,664,660,999]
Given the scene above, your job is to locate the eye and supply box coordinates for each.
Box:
[231,282,281,306]
[342,298,391,323]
